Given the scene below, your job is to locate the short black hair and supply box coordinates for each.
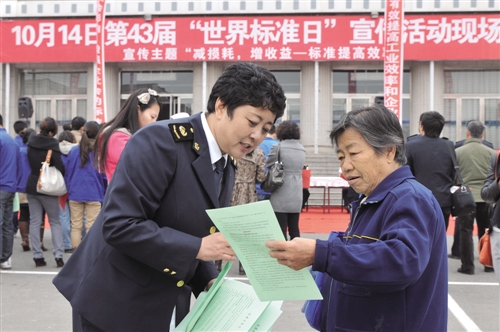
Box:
[20,128,36,144]
[330,104,406,165]
[419,111,445,138]
[206,62,286,122]
[0,114,3,126]
[276,120,300,141]
[58,131,75,143]
[71,116,87,131]
[63,123,72,131]
[14,120,28,134]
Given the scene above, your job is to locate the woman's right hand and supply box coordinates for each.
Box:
[196,232,236,261]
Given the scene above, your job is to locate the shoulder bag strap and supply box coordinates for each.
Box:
[446,142,464,186]
[495,152,500,181]
[277,144,281,163]
[38,150,53,190]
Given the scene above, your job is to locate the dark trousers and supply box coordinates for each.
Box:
[441,206,451,231]
[275,212,300,241]
[458,203,491,272]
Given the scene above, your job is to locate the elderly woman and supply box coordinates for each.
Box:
[267,105,448,331]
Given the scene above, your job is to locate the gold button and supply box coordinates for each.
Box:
[177,280,184,287]
[210,226,216,234]
[163,268,170,273]
[171,271,177,275]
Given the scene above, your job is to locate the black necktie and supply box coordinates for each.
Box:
[214,157,225,198]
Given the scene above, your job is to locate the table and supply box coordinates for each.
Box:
[310,176,349,213]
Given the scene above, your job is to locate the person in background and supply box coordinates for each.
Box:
[94,88,160,182]
[10,121,28,237]
[405,111,456,231]
[227,147,267,274]
[13,120,28,148]
[256,126,279,201]
[58,131,77,253]
[455,120,496,275]
[63,123,72,132]
[266,105,448,331]
[0,114,20,270]
[266,120,306,240]
[70,116,86,143]
[481,151,500,282]
[17,128,36,252]
[65,121,105,251]
[53,62,286,331]
[26,117,65,268]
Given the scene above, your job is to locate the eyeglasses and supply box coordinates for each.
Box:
[137,88,159,105]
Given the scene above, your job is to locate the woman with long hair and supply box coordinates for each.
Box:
[26,117,65,267]
[94,88,160,181]
[65,121,105,250]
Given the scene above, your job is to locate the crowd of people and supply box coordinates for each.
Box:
[0,61,498,331]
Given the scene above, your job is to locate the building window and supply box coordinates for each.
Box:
[332,70,411,139]
[271,71,301,122]
[20,72,88,127]
[444,70,500,147]
[120,71,193,95]
[21,72,87,96]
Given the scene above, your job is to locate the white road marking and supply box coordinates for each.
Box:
[448,294,482,332]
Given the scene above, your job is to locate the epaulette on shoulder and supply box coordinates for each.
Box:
[229,156,237,169]
[441,137,449,140]
[168,123,194,142]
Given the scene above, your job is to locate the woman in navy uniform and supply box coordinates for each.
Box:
[53,62,286,331]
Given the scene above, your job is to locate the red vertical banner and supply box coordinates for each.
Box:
[383,0,404,122]
[95,0,106,123]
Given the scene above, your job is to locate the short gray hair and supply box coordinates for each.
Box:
[330,105,407,165]
[466,120,485,138]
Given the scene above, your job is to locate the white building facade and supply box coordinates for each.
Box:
[1,0,499,151]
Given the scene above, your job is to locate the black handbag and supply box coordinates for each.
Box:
[261,144,284,192]
[448,144,476,217]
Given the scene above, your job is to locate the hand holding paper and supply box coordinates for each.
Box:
[206,201,322,301]
[266,237,317,271]
[196,232,236,261]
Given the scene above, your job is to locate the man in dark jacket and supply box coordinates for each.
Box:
[405,111,456,231]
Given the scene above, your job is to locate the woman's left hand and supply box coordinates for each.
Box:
[266,238,316,270]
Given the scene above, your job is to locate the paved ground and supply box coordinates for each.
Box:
[0,231,498,331]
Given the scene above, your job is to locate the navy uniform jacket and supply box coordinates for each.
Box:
[53,113,235,331]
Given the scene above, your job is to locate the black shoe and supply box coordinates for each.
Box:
[64,248,74,253]
[448,254,460,259]
[55,258,65,268]
[33,258,46,267]
[484,266,495,273]
[457,267,474,275]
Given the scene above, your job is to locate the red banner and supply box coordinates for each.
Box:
[94,0,106,124]
[384,0,404,120]
[0,14,499,63]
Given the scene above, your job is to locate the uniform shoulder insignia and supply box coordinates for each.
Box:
[230,156,237,169]
[168,123,194,142]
